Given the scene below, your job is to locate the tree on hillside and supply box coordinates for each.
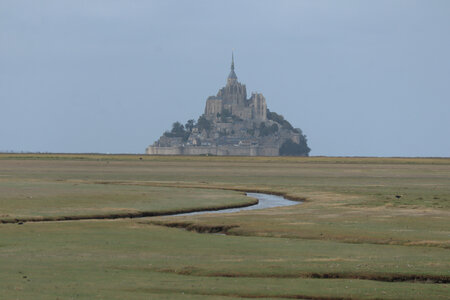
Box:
[267,109,294,130]
[164,122,190,142]
[185,119,196,132]
[279,138,310,156]
[259,122,279,137]
[197,115,212,132]
[171,122,185,135]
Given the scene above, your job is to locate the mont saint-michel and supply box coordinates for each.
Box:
[146,55,310,156]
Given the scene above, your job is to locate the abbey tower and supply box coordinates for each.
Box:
[205,54,267,122]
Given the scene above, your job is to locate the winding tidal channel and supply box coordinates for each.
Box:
[1,192,300,224]
[174,192,300,216]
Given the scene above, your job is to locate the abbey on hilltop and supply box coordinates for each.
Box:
[146,54,310,156]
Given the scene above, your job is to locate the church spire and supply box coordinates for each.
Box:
[231,52,235,71]
[228,51,237,82]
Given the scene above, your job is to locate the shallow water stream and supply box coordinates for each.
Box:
[174,192,300,216]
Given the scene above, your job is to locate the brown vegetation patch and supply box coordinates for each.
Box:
[305,258,358,262]
[153,267,450,284]
[147,221,239,234]
[405,240,450,247]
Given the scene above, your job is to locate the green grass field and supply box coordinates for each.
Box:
[0,154,449,299]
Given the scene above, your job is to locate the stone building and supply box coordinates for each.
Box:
[146,54,309,156]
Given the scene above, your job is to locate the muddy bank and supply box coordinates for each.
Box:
[152,267,450,284]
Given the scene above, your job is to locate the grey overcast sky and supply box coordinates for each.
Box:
[1,1,449,156]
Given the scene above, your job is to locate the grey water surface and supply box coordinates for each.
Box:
[175,192,300,216]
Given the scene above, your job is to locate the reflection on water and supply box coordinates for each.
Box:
[175,192,300,216]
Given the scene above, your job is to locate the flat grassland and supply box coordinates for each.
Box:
[0,154,449,299]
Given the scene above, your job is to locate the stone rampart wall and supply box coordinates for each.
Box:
[146,145,279,156]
